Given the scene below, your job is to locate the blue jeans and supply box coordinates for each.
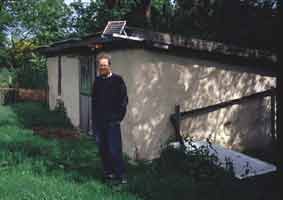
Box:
[95,123,125,178]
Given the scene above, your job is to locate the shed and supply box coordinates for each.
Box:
[38,22,278,160]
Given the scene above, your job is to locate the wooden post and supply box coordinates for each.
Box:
[271,93,276,143]
[175,105,185,148]
[276,65,283,171]
[58,56,62,96]
[275,1,283,193]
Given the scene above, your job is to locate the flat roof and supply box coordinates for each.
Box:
[37,26,278,76]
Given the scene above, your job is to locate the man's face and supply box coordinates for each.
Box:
[98,58,111,77]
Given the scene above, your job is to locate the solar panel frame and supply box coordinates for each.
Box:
[102,21,127,36]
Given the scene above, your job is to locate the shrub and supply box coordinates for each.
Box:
[0,68,16,88]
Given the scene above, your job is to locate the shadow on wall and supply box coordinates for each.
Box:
[182,98,273,153]
[111,50,276,160]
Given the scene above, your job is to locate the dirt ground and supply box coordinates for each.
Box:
[32,127,81,140]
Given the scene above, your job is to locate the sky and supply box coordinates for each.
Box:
[64,0,90,5]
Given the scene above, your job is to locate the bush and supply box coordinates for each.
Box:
[15,55,48,89]
[0,68,16,88]
[10,102,73,129]
[157,143,232,180]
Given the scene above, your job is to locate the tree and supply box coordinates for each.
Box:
[105,0,120,9]
[0,0,71,88]
[1,0,71,68]
[69,0,153,35]
[103,0,152,26]
[0,2,13,68]
[5,0,71,45]
[69,0,116,35]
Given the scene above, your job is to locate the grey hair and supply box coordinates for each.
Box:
[97,53,112,66]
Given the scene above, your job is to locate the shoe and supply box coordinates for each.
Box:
[120,177,127,184]
[115,176,127,185]
[103,173,115,181]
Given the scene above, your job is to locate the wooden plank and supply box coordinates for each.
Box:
[176,88,275,120]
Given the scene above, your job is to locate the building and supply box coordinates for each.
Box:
[38,22,277,160]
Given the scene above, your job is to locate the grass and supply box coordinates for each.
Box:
[0,102,281,200]
[0,102,138,200]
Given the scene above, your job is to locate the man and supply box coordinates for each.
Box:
[92,53,128,184]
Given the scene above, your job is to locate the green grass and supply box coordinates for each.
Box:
[0,164,138,200]
[0,102,280,200]
[0,105,20,127]
[0,102,139,200]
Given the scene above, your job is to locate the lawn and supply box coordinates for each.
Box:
[0,102,280,200]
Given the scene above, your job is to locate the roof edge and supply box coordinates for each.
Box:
[36,26,278,65]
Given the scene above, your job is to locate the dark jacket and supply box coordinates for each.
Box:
[92,73,128,127]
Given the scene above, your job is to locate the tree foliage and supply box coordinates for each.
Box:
[68,0,154,36]
[0,0,71,88]
[0,0,280,89]
[87,0,277,50]
[4,0,71,44]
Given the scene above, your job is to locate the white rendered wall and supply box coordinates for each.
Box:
[107,49,276,160]
[47,56,80,127]
[61,56,80,128]
[47,57,58,110]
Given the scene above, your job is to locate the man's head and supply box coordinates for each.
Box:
[97,53,112,77]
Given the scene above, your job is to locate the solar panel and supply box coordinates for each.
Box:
[102,21,126,36]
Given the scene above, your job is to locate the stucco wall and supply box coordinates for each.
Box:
[61,56,80,127]
[47,57,58,110]
[47,56,80,127]
[107,49,276,160]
